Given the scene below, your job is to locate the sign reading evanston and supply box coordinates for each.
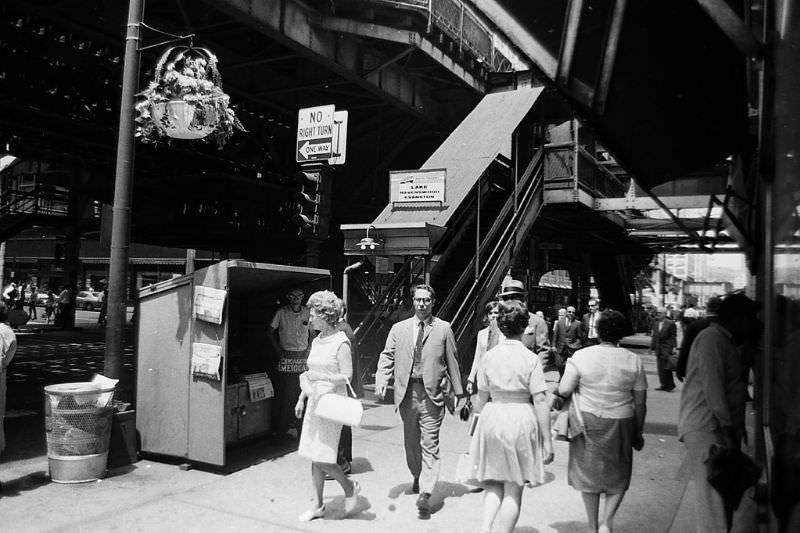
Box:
[390,168,446,204]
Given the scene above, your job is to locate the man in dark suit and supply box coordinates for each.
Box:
[552,305,583,374]
[375,284,464,517]
[582,298,601,346]
[650,306,677,391]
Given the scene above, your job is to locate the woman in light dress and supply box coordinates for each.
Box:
[469,299,554,533]
[0,302,18,459]
[294,291,360,521]
[554,310,647,533]
[466,301,503,396]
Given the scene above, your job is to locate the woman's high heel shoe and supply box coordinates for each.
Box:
[297,504,325,522]
[344,481,361,515]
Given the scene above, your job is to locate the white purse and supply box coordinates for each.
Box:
[313,378,363,427]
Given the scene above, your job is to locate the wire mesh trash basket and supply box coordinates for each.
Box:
[44,382,116,483]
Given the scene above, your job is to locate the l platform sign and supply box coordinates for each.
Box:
[296,105,335,162]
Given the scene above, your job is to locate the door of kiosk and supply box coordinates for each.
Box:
[135,260,329,466]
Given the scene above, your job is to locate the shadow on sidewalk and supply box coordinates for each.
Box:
[0,470,50,498]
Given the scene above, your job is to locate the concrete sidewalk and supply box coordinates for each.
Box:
[1,356,693,533]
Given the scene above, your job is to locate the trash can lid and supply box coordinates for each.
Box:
[44,382,115,395]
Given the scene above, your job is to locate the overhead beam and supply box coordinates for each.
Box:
[310,17,486,93]
[478,0,594,107]
[208,0,439,122]
[695,0,762,57]
[593,0,628,114]
[557,0,585,86]
[595,194,722,211]
[477,0,558,79]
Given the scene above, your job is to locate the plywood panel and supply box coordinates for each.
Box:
[188,262,228,466]
[136,278,192,458]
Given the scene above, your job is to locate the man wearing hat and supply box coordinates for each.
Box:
[497,279,555,389]
[675,297,721,381]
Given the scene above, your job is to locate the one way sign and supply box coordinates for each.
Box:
[296,105,347,164]
[297,139,332,160]
[296,105,334,162]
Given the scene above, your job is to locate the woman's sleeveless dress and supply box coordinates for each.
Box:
[297,331,351,463]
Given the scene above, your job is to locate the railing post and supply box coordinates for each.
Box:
[572,118,580,197]
[459,3,464,54]
[427,0,433,34]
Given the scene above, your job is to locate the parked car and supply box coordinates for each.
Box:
[76,290,101,311]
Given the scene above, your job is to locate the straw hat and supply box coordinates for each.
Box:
[497,279,526,298]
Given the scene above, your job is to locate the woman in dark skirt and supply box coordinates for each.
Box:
[554,310,647,533]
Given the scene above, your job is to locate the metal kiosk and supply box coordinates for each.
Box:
[135,260,329,467]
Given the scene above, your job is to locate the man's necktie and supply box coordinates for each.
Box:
[414,321,425,365]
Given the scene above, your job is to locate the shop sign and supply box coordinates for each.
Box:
[390,168,446,204]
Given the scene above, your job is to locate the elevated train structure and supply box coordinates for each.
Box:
[1,1,798,529]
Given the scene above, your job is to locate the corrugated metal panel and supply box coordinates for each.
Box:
[374,87,543,226]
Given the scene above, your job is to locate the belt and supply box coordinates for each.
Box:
[409,376,424,384]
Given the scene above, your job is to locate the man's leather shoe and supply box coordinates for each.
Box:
[411,477,419,494]
[416,492,431,514]
[655,386,675,392]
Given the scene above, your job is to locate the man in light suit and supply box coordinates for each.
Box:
[650,306,677,391]
[552,306,583,374]
[375,284,464,517]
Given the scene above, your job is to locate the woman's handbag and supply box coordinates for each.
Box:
[314,378,364,427]
[552,391,585,441]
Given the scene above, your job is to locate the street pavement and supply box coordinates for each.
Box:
[0,329,756,532]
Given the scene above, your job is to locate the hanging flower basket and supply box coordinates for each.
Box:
[135,46,245,148]
[151,100,217,140]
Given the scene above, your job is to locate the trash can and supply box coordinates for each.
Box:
[44,382,116,483]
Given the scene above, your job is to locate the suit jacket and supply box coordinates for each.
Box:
[375,316,464,409]
[522,314,550,353]
[650,318,677,358]
[582,311,600,343]
[553,318,583,353]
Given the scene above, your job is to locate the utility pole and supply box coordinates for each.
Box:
[104,0,144,379]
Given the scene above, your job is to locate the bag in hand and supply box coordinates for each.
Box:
[552,392,585,441]
[314,379,364,427]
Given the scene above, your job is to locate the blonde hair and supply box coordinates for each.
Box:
[307,290,343,326]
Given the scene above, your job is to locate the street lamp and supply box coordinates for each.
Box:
[357,225,382,251]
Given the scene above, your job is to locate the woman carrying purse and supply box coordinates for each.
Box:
[294,290,361,521]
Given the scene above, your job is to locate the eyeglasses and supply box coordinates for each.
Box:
[413,297,432,303]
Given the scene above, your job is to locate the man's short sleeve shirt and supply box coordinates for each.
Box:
[270,305,311,352]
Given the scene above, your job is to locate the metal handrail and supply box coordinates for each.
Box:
[438,150,543,322]
[353,256,416,344]
[0,186,69,218]
[367,0,512,72]
[450,151,545,342]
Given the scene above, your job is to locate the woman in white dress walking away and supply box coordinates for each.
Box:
[469,299,554,533]
[294,290,361,521]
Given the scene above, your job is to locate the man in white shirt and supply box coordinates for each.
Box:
[268,287,312,439]
[678,293,758,532]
